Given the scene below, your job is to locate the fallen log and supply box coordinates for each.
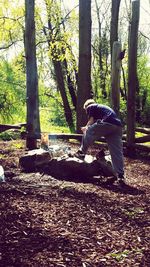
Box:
[132,143,150,152]
[0,123,26,133]
[135,127,150,134]
[48,133,150,144]
[135,135,150,143]
[48,133,105,143]
[48,133,150,150]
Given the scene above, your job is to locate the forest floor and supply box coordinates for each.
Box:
[0,139,150,267]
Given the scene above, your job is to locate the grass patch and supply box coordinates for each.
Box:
[0,131,21,141]
[10,142,24,149]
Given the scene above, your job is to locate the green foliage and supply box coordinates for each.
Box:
[40,93,69,131]
[137,56,150,125]
[10,141,24,149]
[0,0,150,131]
[107,250,131,262]
[0,0,24,49]
[0,130,21,141]
[0,58,26,123]
[122,207,144,218]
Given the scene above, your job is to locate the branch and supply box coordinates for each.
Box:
[0,16,24,21]
[44,92,64,107]
[139,30,150,41]
[0,39,23,50]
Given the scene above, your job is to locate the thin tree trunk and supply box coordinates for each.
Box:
[25,0,41,149]
[95,0,107,98]
[77,0,92,133]
[127,0,140,153]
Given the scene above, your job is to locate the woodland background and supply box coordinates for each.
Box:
[0,0,150,139]
[0,2,150,266]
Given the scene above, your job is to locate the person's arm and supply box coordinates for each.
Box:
[81,116,94,134]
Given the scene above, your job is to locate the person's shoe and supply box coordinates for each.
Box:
[74,150,85,160]
[105,176,117,185]
[118,173,126,186]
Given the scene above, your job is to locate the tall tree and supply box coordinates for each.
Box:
[110,0,121,66]
[25,0,41,149]
[127,0,140,153]
[76,0,92,133]
[43,0,75,132]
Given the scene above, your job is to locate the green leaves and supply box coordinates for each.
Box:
[0,58,26,123]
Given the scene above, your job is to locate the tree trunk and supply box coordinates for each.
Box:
[53,60,75,132]
[77,0,92,133]
[111,41,121,115]
[63,58,77,110]
[95,0,107,98]
[127,0,140,153]
[25,0,41,149]
[110,0,121,66]
[42,3,75,132]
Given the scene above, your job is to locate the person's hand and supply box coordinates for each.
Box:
[81,126,87,134]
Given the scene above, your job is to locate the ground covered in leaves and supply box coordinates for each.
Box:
[0,139,150,267]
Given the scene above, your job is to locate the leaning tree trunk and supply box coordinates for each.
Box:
[127,0,140,155]
[76,0,92,133]
[42,3,75,132]
[63,58,77,110]
[25,0,41,149]
[53,60,75,132]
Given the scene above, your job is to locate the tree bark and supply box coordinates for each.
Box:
[110,0,121,66]
[25,0,41,149]
[43,2,75,132]
[111,41,121,115]
[53,60,75,132]
[63,58,77,110]
[95,0,107,98]
[127,0,140,152]
[77,0,92,133]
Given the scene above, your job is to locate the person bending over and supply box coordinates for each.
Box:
[75,99,125,185]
